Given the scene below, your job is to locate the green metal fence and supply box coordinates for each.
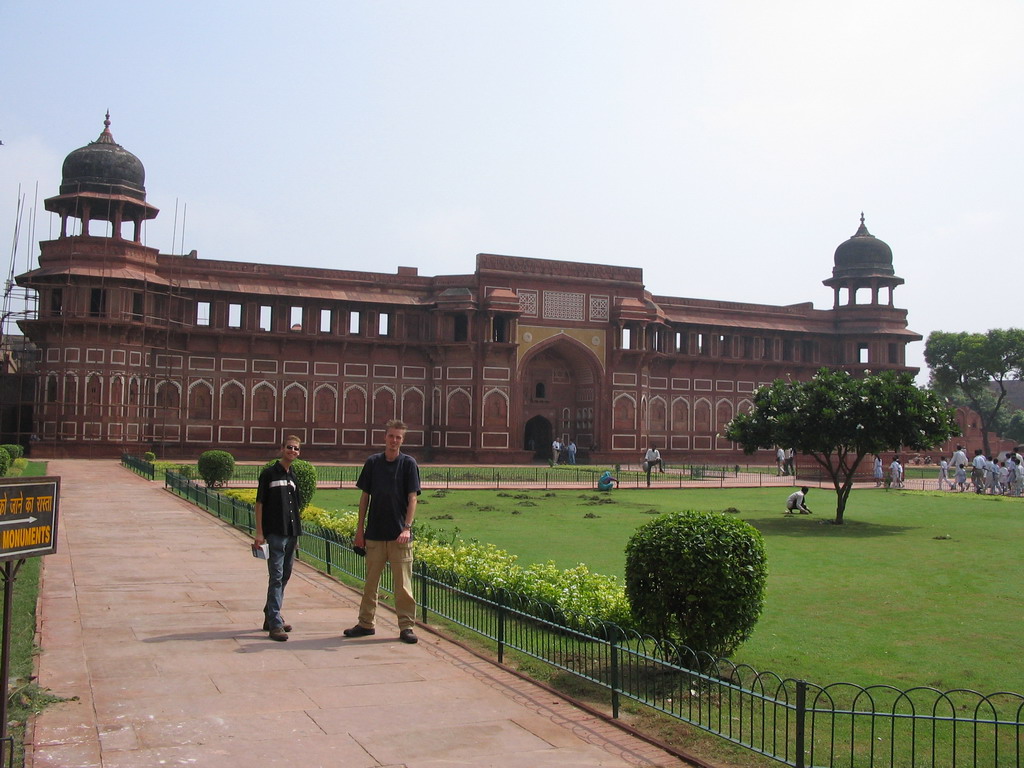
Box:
[155,463,1024,768]
[120,453,155,480]
[157,460,796,490]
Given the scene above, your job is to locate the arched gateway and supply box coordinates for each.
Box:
[519,336,602,460]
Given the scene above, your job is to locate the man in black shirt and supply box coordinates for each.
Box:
[344,419,421,643]
[254,435,303,641]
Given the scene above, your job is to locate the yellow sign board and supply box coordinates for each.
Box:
[0,477,60,562]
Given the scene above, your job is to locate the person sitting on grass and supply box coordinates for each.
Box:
[598,470,618,491]
[785,487,812,514]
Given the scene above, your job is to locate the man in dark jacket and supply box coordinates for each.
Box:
[254,435,303,641]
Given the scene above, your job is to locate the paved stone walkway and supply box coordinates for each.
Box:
[28,460,694,767]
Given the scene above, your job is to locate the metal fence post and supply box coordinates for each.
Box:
[795,679,807,768]
[610,632,620,719]
[417,560,429,625]
[496,589,506,664]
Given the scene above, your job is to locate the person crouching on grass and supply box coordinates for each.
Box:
[785,487,812,514]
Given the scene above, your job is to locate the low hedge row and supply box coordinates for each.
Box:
[224,490,633,630]
[0,445,24,477]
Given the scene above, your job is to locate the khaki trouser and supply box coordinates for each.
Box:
[358,538,416,631]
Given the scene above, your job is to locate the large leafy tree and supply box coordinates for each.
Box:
[726,368,958,524]
[924,329,1024,457]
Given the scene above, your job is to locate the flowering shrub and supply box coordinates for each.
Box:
[218,496,634,631]
[520,561,633,628]
[416,540,527,594]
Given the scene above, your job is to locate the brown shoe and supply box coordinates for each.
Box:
[399,629,418,644]
[268,626,289,642]
[343,625,375,638]
[263,620,292,632]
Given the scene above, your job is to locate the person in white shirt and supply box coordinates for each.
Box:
[987,456,999,494]
[783,447,795,476]
[950,445,968,471]
[938,458,950,490]
[997,461,1010,494]
[644,446,664,474]
[889,457,904,489]
[954,463,968,492]
[1007,459,1021,497]
[785,487,812,514]
[971,449,987,494]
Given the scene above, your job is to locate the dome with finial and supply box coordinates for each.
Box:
[59,112,147,201]
[831,213,894,279]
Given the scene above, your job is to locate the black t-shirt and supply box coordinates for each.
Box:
[356,452,421,540]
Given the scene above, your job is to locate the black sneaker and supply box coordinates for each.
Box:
[399,629,418,644]
[343,625,376,637]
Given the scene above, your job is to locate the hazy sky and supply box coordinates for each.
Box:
[3,2,1022,381]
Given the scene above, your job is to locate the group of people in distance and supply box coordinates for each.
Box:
[936,444,1024,495]
[253,419,421,644]
[775,447,796,476]
[873,454,906,488]
[550,438,578,465]
[872,444,1024,496]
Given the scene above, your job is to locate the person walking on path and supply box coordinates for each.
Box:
[950,445,968,473]
[783,447,795,476]
[889,456,904,489]
[873,455,884,487]
[345,419,422,644]
[254,435,304,641]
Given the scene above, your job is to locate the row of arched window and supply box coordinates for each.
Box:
[39,373,519,429]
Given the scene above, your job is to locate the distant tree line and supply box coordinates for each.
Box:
[925,328,1024,456]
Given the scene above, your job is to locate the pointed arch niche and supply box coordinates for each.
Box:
[519,336,602,451]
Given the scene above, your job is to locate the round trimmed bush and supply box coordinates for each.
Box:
[197,450,235,488]
[625,510,767,659]
[262,457,315,511]
[0,446,10,477]
[143,451,156,462]
[1,444,24,460]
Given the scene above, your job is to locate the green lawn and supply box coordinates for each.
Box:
[316,484,1024,696]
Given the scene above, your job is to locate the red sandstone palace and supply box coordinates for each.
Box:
[15,118,921,462]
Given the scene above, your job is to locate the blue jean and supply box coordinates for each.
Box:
[263,533,297,629]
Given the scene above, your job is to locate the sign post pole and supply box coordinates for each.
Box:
[0,559,25,768]
[0,477,61,768]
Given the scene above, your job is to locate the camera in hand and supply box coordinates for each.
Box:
[353,546,366,557]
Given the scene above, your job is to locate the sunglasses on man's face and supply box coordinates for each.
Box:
[285,446,300,452]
